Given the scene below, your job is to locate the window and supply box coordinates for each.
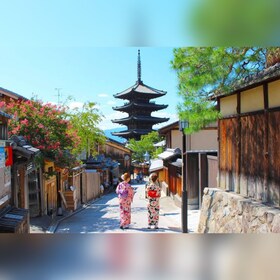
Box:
[0,122,8,140]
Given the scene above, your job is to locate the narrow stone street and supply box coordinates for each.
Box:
[50,180,200,234]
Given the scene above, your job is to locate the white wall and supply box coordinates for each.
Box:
[268,80,280,108]
[171,130,182,149]
[0,166,11,208]
[190,129,218,150]
[220,94,237,116]
[241,86,264,113]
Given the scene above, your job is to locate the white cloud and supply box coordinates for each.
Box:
[152,112,178,129]
[68,101,84,110]
[46,101,58,106]
[94,104,102,110]
[98,93,109,98]
[98,111,127,130]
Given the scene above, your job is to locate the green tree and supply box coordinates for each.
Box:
[67,101,106,158]
[127,131,164,162]
[188,0,280,46]
[171,47,272,134]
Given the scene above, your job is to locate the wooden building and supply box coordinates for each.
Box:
[42,160,57,216]
[0,86,27,103]
[214,63,280,207]
[44,163,84,213]
[112,50,169,140]
[101,138,132,175]
[84,154,116,195]
[0,88,41,218]
[55,166,70,211]
[84,170,101,202]
[157,121,218,209]
[0,115,30,233]
[156,148,182,198]
[10,135,41,217]
[68,166,84,207]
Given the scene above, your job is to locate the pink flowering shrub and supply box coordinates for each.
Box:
[4,99,81,168]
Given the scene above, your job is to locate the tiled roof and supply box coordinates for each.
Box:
[149,158,164,172]
[158,120,179,133]
[0,87,27,100]
[158,148,181,160]
[114,81,167,98]
[212,63,280,99]
[112,115,169,124]
[153,140,166,147]
[112,128,154,136]
[113,101,168,112]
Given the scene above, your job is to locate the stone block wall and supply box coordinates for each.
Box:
[198,188,280,233]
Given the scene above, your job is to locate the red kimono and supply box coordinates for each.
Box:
[146,181,161,227]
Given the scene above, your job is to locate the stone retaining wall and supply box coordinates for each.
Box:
[198,188,280,233]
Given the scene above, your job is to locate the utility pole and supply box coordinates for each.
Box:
[54,88,62,105]
[179,120,189,233]
[31,92,38,100]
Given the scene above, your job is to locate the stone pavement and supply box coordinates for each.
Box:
[48,181,200,234]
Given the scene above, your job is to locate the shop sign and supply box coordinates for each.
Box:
[5,147,13,166]
[0,147,5,168]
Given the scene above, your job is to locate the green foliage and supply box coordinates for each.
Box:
[127,131,164,162]
[188,0,280,46]
[67,101,106,158]
[171,47,268,134]
[3,98,106,169]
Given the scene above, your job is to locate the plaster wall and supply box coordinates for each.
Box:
[241,86,264,113]
[171,130,181,149]
[268,80,280,108]
[190,130,218,150]
[0,167,11,208]
[220,94,237,116]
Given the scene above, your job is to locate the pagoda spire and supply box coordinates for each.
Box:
[112,50,169,140]
[137,49,142,83]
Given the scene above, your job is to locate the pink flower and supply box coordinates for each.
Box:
[0,101,6,109]
[21,119,29,125]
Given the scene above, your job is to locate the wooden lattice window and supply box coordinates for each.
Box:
[0,117,8,140]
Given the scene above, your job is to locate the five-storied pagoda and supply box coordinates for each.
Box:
[112,50,169,141]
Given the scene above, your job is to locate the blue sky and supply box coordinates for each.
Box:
[1,1,277,131]
[0,0,193,47]
[0,47,179,129]
[0,1,193,130]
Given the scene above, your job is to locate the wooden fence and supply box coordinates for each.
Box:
[166,151,218,209]
[219,110,280,206]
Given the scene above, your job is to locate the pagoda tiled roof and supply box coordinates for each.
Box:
[114,81,167,99]
[113,101,168,112]
[112,128,154,138]
[112,115,169,124]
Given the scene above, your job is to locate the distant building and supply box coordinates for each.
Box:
[112,50,169,140]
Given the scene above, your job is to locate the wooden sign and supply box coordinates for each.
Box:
[5,147,13,166]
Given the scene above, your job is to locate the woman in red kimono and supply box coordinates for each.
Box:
[146,173,161,229]
[116,172,134,230]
